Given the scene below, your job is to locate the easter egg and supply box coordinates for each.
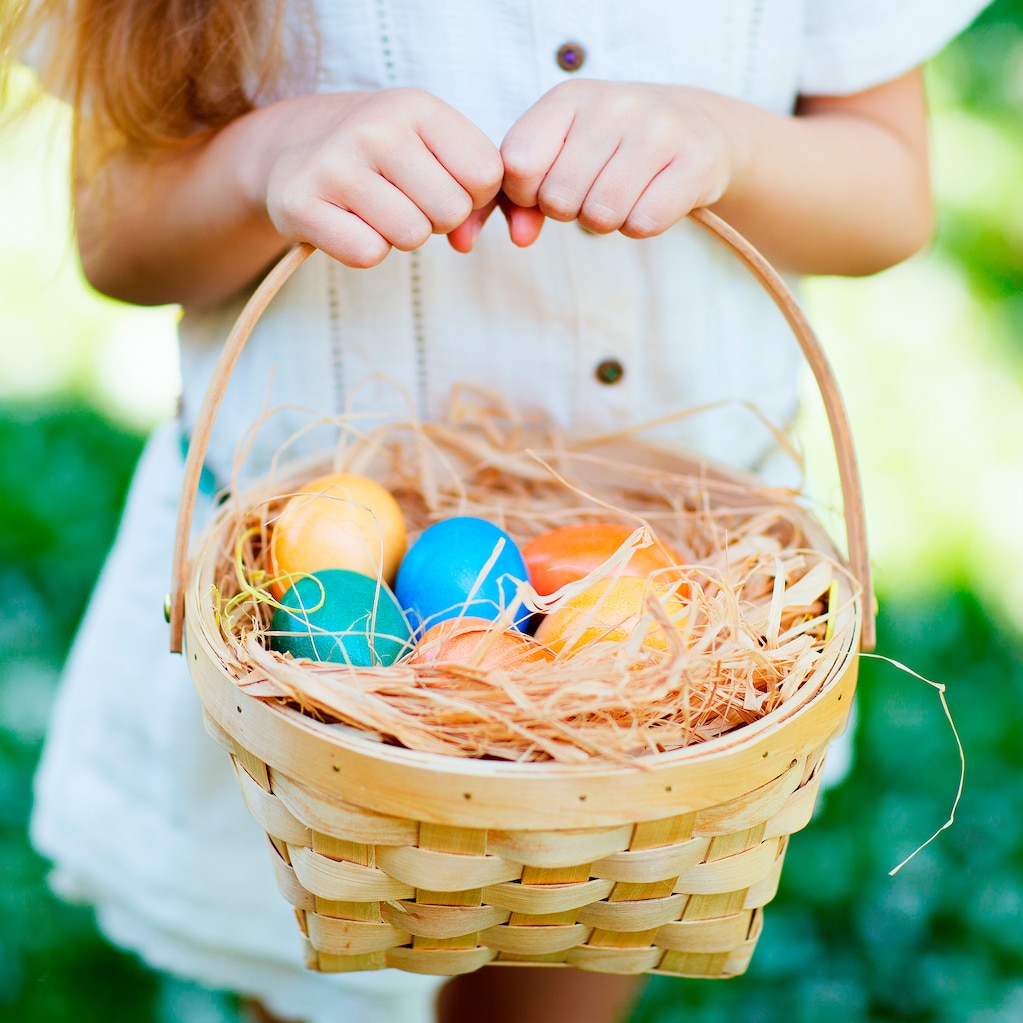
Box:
[395,516,532,635]
[522,522,683,596]
[409,617,555,670]
[267,472,406,599]
[533,575,688,658]
[268,568,413,665]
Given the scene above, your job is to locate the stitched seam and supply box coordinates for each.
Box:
[375,0,398,84]
[327,259,345,414]
[410,251,428,419]
[742,0,765,99]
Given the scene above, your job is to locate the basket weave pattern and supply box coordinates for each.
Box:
[205,709,831,977]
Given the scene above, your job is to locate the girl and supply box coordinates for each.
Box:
[2,2,989,1021]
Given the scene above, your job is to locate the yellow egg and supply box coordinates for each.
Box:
[267,472,406,599]
[533,575,688,658]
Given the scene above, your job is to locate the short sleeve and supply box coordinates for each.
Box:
[800,0,992,95]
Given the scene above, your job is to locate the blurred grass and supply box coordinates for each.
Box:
[3,3,1023,1021]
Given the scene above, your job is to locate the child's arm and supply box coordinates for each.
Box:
[74,88,504,309]
[479,70,932,276]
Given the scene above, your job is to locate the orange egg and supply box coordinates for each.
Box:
[533,576,688,658]
[267,472,406,599]
[409,617,555,671]
[522,522,683,596]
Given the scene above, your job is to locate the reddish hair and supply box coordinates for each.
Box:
[2,0,301,154]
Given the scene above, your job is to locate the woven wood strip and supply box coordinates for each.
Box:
[312,833,373,865]
[233,760,312,847]
[576,894,687,932]
[654,911,753,953]
[487,824,633,868]
[483,878,615,915]
[630,814,696,849]
[691,762,803,835]
[385,945,497,976]
[305,915,411,956]
[202,711,235,754]
[375,846,521,890]
[270,769,420,846]
[495,951,569,965]
[591,836,711,884]
[681,890,750,921]
[565,945,663,974]
[288,845,415,901]
[480,923,592,955]
[308,946,387,973]
[742,845,785,909]
[232,742,271,792]
[380,901,508,938]
[657,949,730,978]
[674,836,782,894]
[267,838,316,911]
[314,897,382,922]
[705,823,767,862]
[764,767,825,840]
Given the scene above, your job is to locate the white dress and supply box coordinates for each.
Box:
[30,2,988,1021]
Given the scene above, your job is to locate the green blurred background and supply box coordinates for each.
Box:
[3,5,1023,1021]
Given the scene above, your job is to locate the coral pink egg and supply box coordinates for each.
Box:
[410,618,554,670]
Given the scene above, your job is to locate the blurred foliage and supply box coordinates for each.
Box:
[930,2,1023,337]
[0,403,163,1022]
[634,590,1023,1023]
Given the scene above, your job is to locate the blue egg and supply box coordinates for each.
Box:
[269,569,413,666]
[394,516,531,635]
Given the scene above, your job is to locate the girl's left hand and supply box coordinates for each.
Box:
[456,80,736,249]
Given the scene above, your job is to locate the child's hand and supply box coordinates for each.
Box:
[496,80,735,243]
[252,88,504,267]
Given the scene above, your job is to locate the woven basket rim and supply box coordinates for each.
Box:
[184,434,860,831]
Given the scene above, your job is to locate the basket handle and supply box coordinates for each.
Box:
[168,208,876,654]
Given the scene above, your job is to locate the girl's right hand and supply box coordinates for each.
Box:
[245,88,505,268]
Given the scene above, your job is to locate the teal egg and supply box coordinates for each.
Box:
[269,569,413,666]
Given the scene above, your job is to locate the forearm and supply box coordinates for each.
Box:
[75,89,504,309]
[75,110,290,309]
[706,75,933,276]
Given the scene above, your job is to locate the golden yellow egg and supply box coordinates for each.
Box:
[533,575,688,658]
[267,472,406,599]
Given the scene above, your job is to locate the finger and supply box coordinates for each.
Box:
[447,199,499,253]
[500,92,578,209]
[500,199,546,247]
[377,136,479,235]
[411,100,505,209]
[532,126,620,224]
[619,161,700,239]
[339,170,435,251]
[576,145,670,235]
[305,205,393,268]
[619,140,728,239]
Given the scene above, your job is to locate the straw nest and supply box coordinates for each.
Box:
[201,401,857,765]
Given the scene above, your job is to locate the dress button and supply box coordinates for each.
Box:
[556,42,586,72]
[595,358,624,385]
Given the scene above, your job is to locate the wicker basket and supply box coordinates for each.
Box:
[168,209,874,979]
